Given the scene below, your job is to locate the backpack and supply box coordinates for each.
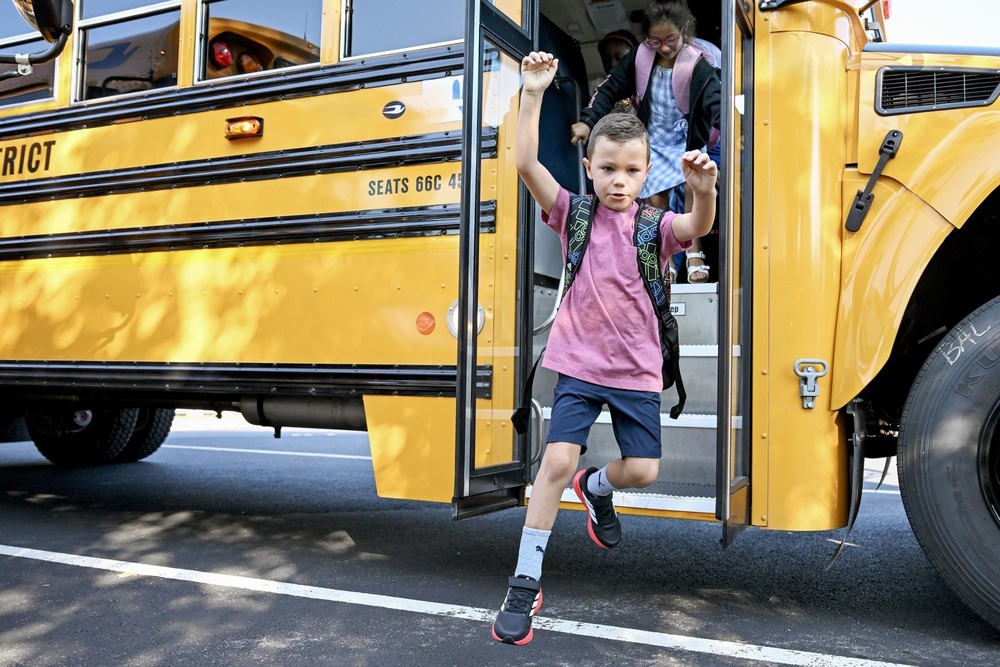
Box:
[633,42,721,151]
[511,195,686,435]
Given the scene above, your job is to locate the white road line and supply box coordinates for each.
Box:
[162,445,371,461]
[0,544,912,667]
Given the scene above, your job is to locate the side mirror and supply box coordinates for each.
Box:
[0,0,72,70]
[13,0,73,43]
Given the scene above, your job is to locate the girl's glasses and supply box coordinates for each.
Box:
[645,35,681,48]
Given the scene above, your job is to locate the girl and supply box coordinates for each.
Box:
[572,0,720,283]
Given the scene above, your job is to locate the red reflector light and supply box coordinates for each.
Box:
[416,312,436,335]
[210,40,233,68]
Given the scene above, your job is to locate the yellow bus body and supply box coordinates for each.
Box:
[0,4,527,507]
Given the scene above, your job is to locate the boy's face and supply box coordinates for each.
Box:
[583,136,651,212]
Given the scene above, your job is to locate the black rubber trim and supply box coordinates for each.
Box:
[0,202,496,260]
[0,361,493,399]
[0,129,498,205]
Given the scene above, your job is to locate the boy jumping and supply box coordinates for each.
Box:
[490,51,718,646]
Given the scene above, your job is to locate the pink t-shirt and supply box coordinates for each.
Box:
[542,188,691,392]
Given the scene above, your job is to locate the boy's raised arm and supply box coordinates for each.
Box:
[671,149,719,243]
[516,52,561,215]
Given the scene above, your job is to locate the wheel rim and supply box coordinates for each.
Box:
[979,398,1000,529]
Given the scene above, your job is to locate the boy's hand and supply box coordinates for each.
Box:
[681,149,719,197]
[521,51,558,95]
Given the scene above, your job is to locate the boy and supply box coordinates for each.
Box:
[490,51,717,646]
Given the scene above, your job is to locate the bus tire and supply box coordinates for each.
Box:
[113,408,174,463]
[27,407,140,467]
[898,295,1000,632]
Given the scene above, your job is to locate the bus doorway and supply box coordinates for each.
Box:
[528,0,751,537]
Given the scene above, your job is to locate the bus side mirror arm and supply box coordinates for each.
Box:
[0,31,68,80]
[845,129,903,233]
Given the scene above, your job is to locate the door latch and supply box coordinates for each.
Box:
[794,359,828,409]
[845,130,902,233]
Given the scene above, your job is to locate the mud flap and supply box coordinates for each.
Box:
[826,399,866,569]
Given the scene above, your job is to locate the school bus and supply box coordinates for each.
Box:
[3,0,1000,632]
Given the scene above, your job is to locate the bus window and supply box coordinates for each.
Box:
[77,5,181,101]
[0,35,55,106]
[344,0,463,58]
[80,0,166,18]
[0,3,58,107]
[199,0,321,81]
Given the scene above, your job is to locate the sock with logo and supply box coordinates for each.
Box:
[587,465,618,497]
[513,526,551,581]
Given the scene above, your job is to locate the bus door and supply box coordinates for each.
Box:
[453,0,534,519]
[716,0,754,545]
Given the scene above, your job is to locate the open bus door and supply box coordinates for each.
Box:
[716,0,753,546]
[453,0,535,519]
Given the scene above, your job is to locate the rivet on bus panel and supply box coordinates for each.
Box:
[225,117,264,140]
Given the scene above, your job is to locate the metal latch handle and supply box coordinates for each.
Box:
[794,359,828,409]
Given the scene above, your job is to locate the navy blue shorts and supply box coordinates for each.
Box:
[547,374,661,459]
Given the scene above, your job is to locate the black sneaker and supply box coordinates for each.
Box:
[572,467,621,549]
[490,575,543,645]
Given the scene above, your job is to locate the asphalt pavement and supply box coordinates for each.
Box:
[1,412,998,666]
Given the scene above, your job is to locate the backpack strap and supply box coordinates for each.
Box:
[511,346,545,435]
[634,204,687,418]
[633,43,657,107]
[565,194,596,292]
[671,44,702,116]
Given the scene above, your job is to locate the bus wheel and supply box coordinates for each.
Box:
[27,408,140,466]
[113,408,175,463]
[899,296,1000,632]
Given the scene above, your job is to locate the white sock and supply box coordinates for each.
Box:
[513,526,550,581]
[587,466,617,497]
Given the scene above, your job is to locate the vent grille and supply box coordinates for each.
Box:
[878,67,1000,115]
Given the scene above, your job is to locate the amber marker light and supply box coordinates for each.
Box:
[416,311,436,335]
[238,52,264,74]
[225,116,264,140]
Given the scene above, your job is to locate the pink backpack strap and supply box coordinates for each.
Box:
[671,44,701,115]
[633,43,657,106]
